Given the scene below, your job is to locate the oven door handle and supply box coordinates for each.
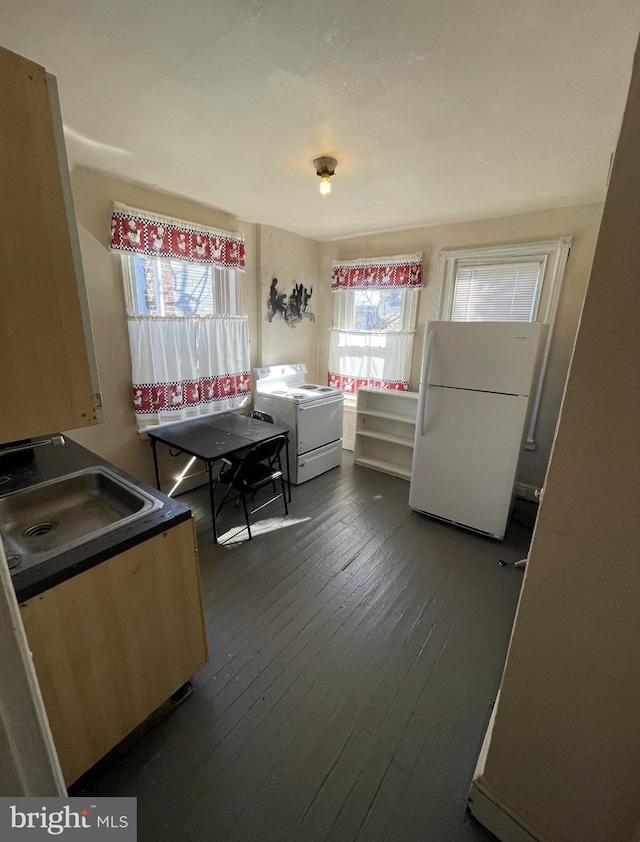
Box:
[297,395,344,411]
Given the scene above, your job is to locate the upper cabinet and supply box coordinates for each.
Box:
[0,46,101,445]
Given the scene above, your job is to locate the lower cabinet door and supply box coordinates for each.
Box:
[19,519,207,785]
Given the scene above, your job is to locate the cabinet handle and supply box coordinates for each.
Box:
[419,328,435,438]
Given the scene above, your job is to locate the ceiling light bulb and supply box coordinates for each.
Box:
[313,156,338,195]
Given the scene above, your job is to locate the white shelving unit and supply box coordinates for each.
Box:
[354,387,419,480]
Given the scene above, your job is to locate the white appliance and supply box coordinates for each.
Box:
[409,321,544,540]
[253,364,344,485]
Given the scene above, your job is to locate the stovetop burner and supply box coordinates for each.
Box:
[295,384,339,394]
[253,365,344,403]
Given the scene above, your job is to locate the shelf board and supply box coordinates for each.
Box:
[356,430,414,447]
[359,387,419,401]
[353,455,412,481]
[357,408,417,424]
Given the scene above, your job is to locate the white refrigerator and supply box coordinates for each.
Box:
[409,321,544,540]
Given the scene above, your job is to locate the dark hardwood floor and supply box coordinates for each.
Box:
[74,452,532,841]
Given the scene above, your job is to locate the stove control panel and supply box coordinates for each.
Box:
[254,363,308,383]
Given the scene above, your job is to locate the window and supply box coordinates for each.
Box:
[329,254,423,396]
[110,203,249,430]
[450,261,542,322]
[335,287,417,334]
[122,256,240,317]
[435,238,572,448]
[353,288,403,330]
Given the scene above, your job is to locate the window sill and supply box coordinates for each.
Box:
[137,406,250,440]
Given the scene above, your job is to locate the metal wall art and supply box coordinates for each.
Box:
[267,277,314,328]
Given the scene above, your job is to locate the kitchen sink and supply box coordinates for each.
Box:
[0,466,163,574]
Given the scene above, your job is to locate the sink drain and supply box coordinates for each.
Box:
[23,522,56,538]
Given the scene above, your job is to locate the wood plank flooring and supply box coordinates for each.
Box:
[72,452,532,841]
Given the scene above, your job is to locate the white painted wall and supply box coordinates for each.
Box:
[0,171,607,804]
[65,166,259,487]
[472,37,640,842]
[61,166,602,494]
[257,225,321,381]
[318,203,603,488]
[62,169,324,489]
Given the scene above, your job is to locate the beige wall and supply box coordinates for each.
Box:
[63,169,322,489]
[65,166,259,487]
[63,165,601,494]
[318,203,603,488]
[256,225,321,381]
[474,41,640,842]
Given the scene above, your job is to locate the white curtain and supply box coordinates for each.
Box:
[332,289,355,330]
[198,316,251,412]
[328,329,413,394]
[127,316,250,429]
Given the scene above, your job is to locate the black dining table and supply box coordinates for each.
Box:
[147,413,290,543]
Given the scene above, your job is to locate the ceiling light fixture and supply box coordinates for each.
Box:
[313,156,338,195]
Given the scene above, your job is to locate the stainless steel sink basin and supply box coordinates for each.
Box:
[0,466,163,573]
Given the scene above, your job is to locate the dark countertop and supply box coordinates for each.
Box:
[1,436,191,604]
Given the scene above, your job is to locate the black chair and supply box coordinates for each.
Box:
[222,410,275,470]
[248,410,274,424]
[248,410,279,473]
[215,434,289,541]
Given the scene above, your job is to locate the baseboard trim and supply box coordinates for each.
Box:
[467,783,538,842]
[161,470,208,497]
[514,482,540,502]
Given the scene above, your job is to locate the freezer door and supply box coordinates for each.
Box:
[423,321,543,395]
[409,386,529,539]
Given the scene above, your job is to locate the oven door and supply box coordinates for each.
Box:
[297,396,344,454]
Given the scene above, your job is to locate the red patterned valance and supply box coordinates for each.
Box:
[110,203,245,270]
[328,372,409,394]
[331,253,423,292]
[132,371,251,415]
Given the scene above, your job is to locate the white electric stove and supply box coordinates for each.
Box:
[253,364,344,484]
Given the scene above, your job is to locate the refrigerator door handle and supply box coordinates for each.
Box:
[420,328,436,437]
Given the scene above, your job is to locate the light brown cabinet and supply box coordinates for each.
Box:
[0,45,101,444]
[19,519,208,786]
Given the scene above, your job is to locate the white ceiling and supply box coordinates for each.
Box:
[2,0,640,240]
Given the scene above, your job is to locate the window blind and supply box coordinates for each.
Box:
[451,261,541,322]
